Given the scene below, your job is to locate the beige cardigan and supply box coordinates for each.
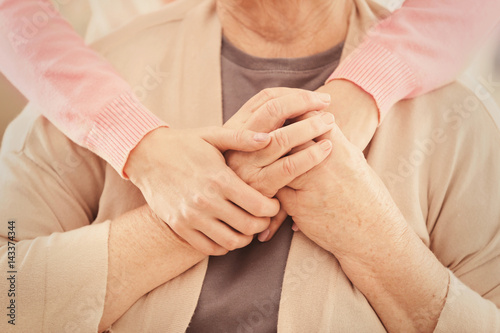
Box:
[0,0,499,332]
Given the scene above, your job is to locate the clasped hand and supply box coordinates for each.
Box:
[127,86,397,259]
[126,88,335,255]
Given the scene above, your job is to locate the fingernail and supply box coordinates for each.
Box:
[317,92,331,103]
[292,223,299,232]
[253,133,270,142]
[258,229,270,242]
[320,140,332,151]
[320,112,335,124]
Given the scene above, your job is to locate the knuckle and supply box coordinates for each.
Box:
[224,236,245,251]
[309,116,323,133]
[251,201,267,217]
[202,242,224,256]
[307,146,322,164]
[299,91,315,105]
[225,153,244,175]
[192,193,211,210]
[257,184,277,199]
[212,246,229,256]
[208,176,224,191]
[232,128,245,144]
[272,129,290,150]
[200,243,215,256]
[240,219,257,235]
[168,217,182,232]
[241,234,254,247]
[265,99,283,118]
[282,156,297,177]
[260,88,275,100]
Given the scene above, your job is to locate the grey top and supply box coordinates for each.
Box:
[186,37,343,333]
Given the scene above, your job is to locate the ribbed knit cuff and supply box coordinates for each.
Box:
[85,93,167,178]
[434,269,499,332]
[328,40,418,121]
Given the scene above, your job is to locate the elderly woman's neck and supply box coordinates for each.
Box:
[217,0,352,58]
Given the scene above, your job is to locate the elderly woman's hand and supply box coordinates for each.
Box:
[276,118,405,258]
[224,88,336,195]
[276,119,449,333]
[223,88,337,240]
[225,88,338,198]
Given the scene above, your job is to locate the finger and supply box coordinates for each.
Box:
[216,200,271,236]
[289,140,315,155]
[223,169,281,216]
[176,226,229,256]
[201,127,271,153]
[257,140,332,197]
[320,121,361,159]
[252,112,335,167]
[258,207,288,242]
[286,140,321,190]
[289,110,321,124]
[224,87,300,129]
[197,219,254,252]
[288,111,335,142]
[276,186,299,217]
[244,91,331,133]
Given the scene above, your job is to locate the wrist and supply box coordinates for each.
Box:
[140,204,201,258]
[123,127,169,183]
[316,79,379,150]
[110,205,202,288]
[330,79,379,125]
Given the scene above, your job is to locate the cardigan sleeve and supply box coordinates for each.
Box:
[329,0,500,120]
[0,103,111,332]
[423,96,500,331]
[0,0,167,177]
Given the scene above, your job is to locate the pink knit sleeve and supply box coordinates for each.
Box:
[0,0,167,177]
[329,0,500,120]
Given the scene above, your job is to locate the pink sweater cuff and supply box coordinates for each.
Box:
[328,40,418,121]
[85,93,167,178]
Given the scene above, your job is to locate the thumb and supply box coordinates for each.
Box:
[322,121,364,161]
[321,120,352,145]
[276,186,298,216]
[201,127,271,153]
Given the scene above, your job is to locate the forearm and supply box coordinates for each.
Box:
[0,0,165,175]
[99,205,204,331]
[329,0,500,116]
[336,213,449,332]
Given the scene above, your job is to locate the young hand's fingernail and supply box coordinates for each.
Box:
[320,140,332,151]
[320,112,335,124]
[258,229,270,242]
[317,92,331,103]
[253,133,270,142]
[292,223,299,232]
